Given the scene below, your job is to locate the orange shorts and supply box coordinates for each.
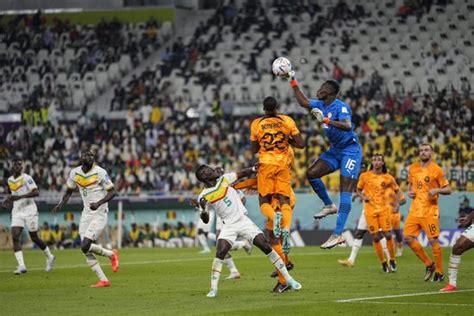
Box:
[257,163,291,198]
[403,214,440,239]
[391,212,401,230]
[365,211,391,234]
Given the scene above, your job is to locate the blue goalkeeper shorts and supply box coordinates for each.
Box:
[318,143,362,179]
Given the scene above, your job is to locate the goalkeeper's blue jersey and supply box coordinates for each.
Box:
[309,98,359,149]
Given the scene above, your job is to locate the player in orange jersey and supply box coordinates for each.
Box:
[387,186,406,257]
[403,143,452,282]
[355,154,399,273]
[250,97,304,292]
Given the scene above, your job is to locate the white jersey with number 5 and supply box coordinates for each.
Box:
[66,164,114,214]
[198,173,248,225]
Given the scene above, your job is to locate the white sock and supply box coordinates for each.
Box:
[224,257,239,274]
[267,250,291,283]
[43,246,54,259]
[85,253,108,281]
[231,240,245,251]
[380,238,390,261]
[89,244,113,258]
[348,238,362,263]
[198,234,210,252]
[211,258,223,290]
[14,251,26,268]
[448,254,461,287]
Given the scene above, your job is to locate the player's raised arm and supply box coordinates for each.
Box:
[235,165,258,180]
[286,71,310,109]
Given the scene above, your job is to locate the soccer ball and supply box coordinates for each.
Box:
[272,57,292,77]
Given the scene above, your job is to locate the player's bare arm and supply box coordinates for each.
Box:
[7,188,39,202]
[428,184,452,198]
[327,119,352,131]
[52,187,75,213]
[250,140,260,154]
[90,187,117,210]
[291,85,311,109]
[288,133,305,149]
[236,165,258,179]
[356,188,369,202]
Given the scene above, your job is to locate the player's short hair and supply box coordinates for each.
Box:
[195,164,209,183]
[419,143,433,150]
[263,96,278,112]
[324,80,340,96]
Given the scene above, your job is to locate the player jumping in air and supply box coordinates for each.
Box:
[287,72,362,249]
[195,164,301,297]
[250,96,304,292]
[404,144,452,282]
[440,211,474,292]
[2,157,55,274]
[52,149,119,288]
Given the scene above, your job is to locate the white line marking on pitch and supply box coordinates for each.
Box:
[336,289,474,303]
[0,250,370,273]
[346,301,474,307]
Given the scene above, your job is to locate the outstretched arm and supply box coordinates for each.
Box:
[287,71,310,109]
[236,165,258,179]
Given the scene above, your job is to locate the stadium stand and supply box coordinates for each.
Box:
[0,0,473,194]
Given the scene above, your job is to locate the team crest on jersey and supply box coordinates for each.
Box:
[328,112,332,118]
[381,181,386,188]
[424,176,430,183]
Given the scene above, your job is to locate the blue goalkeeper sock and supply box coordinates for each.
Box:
[308,178,333,206]
[334,191,352,235]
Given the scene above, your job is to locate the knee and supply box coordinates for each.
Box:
[215,249,227,260]
[80,240,91,254]
[260,243,272,255]
[428,238,439,246]
[372,233,382,242]
[384,232,392,240]
[452,243,464,256]
[354,230,366,239]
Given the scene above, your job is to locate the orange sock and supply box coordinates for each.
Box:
[386,238,395,260]
[431,241,443,273]
[280,204,292,231]
[408,239,433,267]
[272,242,286,285]
[260,203,275,221]
[373,241,386,263]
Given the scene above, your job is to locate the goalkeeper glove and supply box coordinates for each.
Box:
[310,108,330,124]
[286,70,298,88]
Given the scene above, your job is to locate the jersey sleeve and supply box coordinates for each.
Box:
[249,119,259,142]
[66,170,77,190]
[24,175,38,191]
[286,116,300,136]
[435,166,449,188]
[309,99,324,110]
[338,103,352,121]
[357,173,366,190]
[99,168,114,190]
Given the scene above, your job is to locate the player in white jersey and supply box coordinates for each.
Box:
[440,211,474,292]
[1,157,55,274]
[194,164,301,298]
[52,149,119,288]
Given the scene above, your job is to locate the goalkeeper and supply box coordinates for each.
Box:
[285,71,363,249]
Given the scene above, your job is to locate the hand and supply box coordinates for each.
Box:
[90,202,100,210]
[458,216,471,226]
[310,108,324,122]
[428,189,438,199]
[285,70,296,82]
[408,191,416,199]
[52,204,61,214]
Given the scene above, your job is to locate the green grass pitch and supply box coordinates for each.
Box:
[0,246,472,315]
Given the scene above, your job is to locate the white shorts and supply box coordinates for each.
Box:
[461,224,474,242]
[79,211,108,241]
[357,210,368,231]
[11,211,39,231]
[218,215,262,245]
[216,216,223,232]
[197,211,214,233]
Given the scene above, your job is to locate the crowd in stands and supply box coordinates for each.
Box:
[0,11,167,112]
[0,1,473,194]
